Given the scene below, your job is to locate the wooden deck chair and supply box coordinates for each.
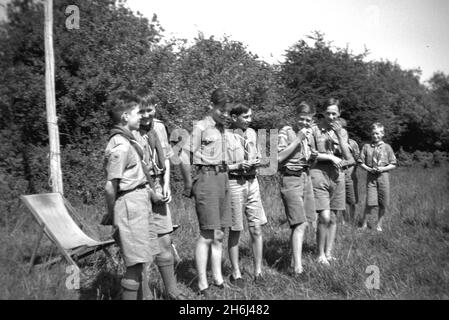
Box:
[20,193,115,272]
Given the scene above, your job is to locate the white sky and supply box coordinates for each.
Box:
[127,0,449,83]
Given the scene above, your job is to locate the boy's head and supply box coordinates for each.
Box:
[323,98,341,124]
[107,90,141,130]
[294,101,315,130]
[138,94,158,128]
[370,122,385,143]
[209,87,230,126]
[230,103,252,130]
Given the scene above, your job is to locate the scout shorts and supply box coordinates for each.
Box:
[280,172,316,227]
[344,167,359,205]
[311,164,346,211]
[228,177,267,231]
[191,171,232,230]
[150,175,174,235]
[113,187,160,267]
[366,172,390,209]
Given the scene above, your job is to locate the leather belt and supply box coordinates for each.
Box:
[117,183,148,197]
[228,174,256,180]
[197,164,228,173]
[281,167,309,177]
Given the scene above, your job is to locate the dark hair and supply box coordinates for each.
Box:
[210,88,228,107]
[107,90,140,124]
[139,93,159,107]
[327,98,340,107]
[295,101,315,115]
[230,103,250,117]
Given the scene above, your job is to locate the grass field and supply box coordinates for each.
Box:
[1,164,448,300]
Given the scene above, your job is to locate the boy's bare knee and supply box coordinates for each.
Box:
[330,211,338,224]
[249,225,262,238]
[318,210,331,224]
[214,229,225,241]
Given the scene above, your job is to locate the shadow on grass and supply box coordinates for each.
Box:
[264,235,316,273]
[174,258,197,291]
[79,269,122,300]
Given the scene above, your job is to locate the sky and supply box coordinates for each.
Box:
[127,0,449,83]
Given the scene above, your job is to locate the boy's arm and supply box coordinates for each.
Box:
[104,179,118,224]
[377,145,397,173]
[162,158,171,201]
[278,127,305,164]
[377,164,396,173]
[360,163,375,173]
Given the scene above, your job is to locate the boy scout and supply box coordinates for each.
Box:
[137,94,186,300]
[104,91,160,300]
[310,98,353,265]
[226,103,267,287]
[278,102,317,275]
[337,118,360,225]
[358,122,397,232]
[181,88,232,297]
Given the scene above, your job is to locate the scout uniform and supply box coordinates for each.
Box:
[189,116,232,230]
[358,141,397,209]
[343,138,360,205]
[278,126,317,226]
[310,120,349,211]
[104,131,160,267]
[226,128,267,231]
[139,118,175,235]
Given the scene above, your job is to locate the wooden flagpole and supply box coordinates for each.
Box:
[44,0,63,194]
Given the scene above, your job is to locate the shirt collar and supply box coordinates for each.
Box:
[371,141,384,148]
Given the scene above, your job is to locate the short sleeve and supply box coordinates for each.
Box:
[387,145,397,165]
[105,144,129,181]
[155,122,174,159]
[278,126,292,153]
[358,144,368,164]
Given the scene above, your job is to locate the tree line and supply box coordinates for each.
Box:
[0,0,448,215]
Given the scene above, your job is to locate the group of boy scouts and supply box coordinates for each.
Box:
[103,88,398,300]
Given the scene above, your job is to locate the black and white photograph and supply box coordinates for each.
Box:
[0,0,448,302]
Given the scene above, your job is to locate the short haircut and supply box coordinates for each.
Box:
[210,88,228,107]
[295,101,315,116]
[325,98,341,112]
[371,122,385,133]
[107,90,139,124]
[230,103,250,117]
[139,93,159,107]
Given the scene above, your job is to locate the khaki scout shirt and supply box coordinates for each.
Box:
[311,120,349,159]
[358,141,397,169]
[278,126,316,171]
[139,119,173,176]
[226,128,259,176]
[190,116,228,165]
[104,134,147,192]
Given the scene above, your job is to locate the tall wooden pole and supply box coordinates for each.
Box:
[44,0,63,194]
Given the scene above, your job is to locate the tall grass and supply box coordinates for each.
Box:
[1,165,448,299]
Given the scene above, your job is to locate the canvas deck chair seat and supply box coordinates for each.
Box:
[20,193,115,272]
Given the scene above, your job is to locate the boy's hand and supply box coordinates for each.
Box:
[330,154,342,166]
[162,185,172,203]
[239,161,252,171]
[330,121,343,136]
[151,190,167,204]
[250,158,262,168]
[294,131,307,144]
[367,166,377,174]
[183,183,193,198]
